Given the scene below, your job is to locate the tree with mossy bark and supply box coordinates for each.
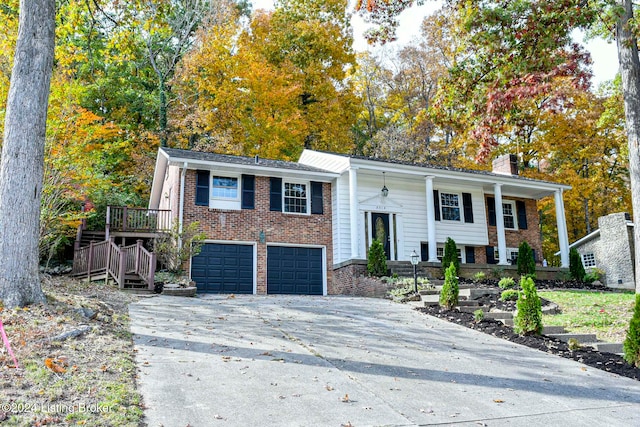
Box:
[439,262,459,310]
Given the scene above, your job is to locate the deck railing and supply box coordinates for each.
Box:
[72,238,156,289]
[106,206,172,238]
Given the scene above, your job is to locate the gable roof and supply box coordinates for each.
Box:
[298,149,571,200]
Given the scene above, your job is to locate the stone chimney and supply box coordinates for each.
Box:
[492,154,518,175]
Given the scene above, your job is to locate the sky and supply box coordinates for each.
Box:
[253,0,619,88]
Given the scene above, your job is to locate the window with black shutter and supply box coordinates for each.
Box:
[195,170,209,206]
[485,246,496,264]
[241,175,255,209]
[433,190,440,221]
[487,197,496,226]
[516,200,528,229]
[465,246,475,264]
[270,177,282,211]
[462,193,474,223]
[310,181,323,214]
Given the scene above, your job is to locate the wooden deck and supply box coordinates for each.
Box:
[106,206,172,239]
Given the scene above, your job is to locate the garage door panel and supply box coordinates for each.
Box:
[191,243,254,294]
[267,246,323,295]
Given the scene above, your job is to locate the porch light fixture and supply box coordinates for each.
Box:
[410,250,419,293]
[381,172,389,197]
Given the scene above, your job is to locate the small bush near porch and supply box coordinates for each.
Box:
[540,290,636,343]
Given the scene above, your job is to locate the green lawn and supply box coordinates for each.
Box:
[539,290,636,343]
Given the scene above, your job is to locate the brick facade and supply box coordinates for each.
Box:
[484,197,543,263]
[180,170,333,294]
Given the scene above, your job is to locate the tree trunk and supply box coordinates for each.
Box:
[617,0,640,293]
[0,0,55,307]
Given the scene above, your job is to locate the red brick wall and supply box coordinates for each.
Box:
[182,170,333,294]
[485,197,543,263]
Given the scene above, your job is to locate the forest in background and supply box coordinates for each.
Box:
[0,0,630,265]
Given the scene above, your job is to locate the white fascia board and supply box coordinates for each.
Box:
[163,155,338,182]
[346,158,571,197]
[149,148,170,209]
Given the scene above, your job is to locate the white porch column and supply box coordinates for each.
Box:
[494,183,509,265]
[349,167,360,259]
[555,189,570,267]
[425,176,439,262]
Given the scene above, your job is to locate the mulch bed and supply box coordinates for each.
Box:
[415,282,640,381]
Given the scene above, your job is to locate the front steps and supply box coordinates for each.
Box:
[416,286,624,356]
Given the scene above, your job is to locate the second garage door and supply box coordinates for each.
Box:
[191,243,254,294]
[267,246,323,295]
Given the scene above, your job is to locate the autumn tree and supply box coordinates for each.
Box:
[172,0,360,159]
[0,0,55,307]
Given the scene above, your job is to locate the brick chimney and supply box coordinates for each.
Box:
[492,154,518,175]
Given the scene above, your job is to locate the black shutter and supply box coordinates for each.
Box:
[310,181,323,214]
[433,190,441,221]
[487,197,496,226]
[421,242,428,262]
[462,193,474,223]
[195,170,209,206]
[465,246,475,264]
[516,200,528,229]
[270,177,282,211]
[485,246,496,264]
[241,175,255,210]
[532,249,537,264]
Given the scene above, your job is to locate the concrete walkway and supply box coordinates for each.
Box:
[130,295,640,427]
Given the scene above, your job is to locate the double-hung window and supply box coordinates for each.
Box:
[502,201,516,229]
[440,193,461,221]
[212,176,238,199]
[284,182,308,214]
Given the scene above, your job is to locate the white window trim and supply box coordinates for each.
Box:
[436,245,464,263]
[494,246,519,264]
[282,180,310,215]
[502,200,518,230]
[440,191,463,223]
[210,173,241,210]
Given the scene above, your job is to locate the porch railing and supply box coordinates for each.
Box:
[72,238,156,289]
[106,206,172,239]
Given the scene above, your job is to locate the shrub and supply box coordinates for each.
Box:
[441,237,459,276]
[498,277,516,289]
[623,294,640,367]
[500,289,519,302]
[491,267,505,279]
[584,268,605,284]
[439,262,459,309]
[569,247,586,282]
[513,276,543,335]
[367,239,387,277]
[472,271,487,283]
[516,241,536,277]
[473,309,485,323]
[153,220,206,273]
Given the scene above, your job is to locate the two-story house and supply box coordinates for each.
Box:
[149,148,572,295]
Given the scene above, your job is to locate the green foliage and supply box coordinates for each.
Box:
[517,241,536,276]
[500,289,519,302]
[569,248,586,282]
[514,276,543,336]
[153,220,206,274]
[491,267,505,279]
[584,268,605,284]
[472,271,487,283]
[498,277,516,289]
[623,294,640,367]
[567,338,582,351]
[473,309,485,323]
[441,237,459,276]
[367,239,388,277]
[439,262,459,310]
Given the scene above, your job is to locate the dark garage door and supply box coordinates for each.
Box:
[191,243,253,294]
[267,246,323,295]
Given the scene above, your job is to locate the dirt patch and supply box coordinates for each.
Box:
[417,304,640,381]
[0,276,144,426]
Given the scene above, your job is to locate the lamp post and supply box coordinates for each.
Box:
[410,250,419,294]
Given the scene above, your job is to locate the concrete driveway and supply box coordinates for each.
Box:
[130,295,640,426]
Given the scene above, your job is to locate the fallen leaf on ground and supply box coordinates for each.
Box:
[44,358,66,374]
[493,399,504,403]
[340,393,350,403]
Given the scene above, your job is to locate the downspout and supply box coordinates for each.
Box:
[179,162,187,237]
